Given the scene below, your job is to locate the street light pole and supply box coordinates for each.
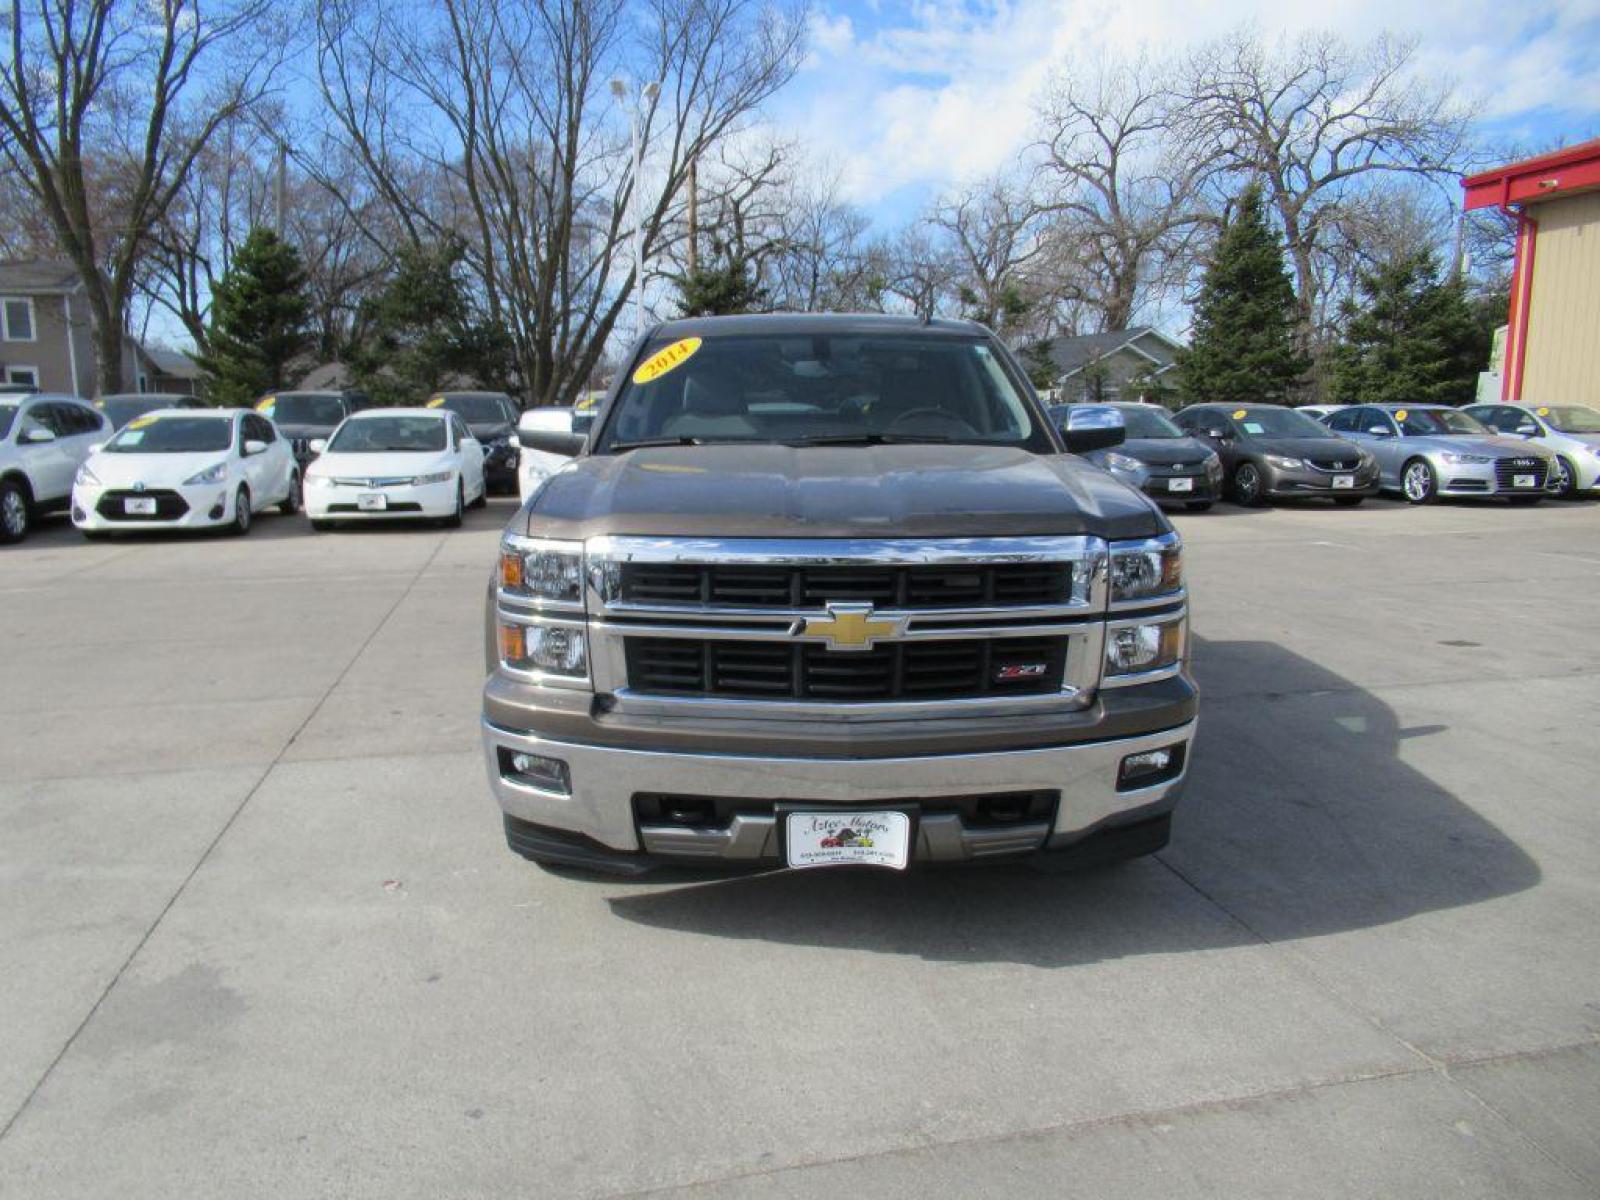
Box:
[611,78,661,341]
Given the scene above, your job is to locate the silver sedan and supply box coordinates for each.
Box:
[1321,404,1557,504]
[1463,403,1600,498]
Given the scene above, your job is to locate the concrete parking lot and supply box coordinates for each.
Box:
[1,495,1598,1198]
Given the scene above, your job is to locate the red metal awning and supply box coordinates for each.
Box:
[1463,138,1600,210]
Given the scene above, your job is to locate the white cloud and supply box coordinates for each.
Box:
[770,0,1600,209]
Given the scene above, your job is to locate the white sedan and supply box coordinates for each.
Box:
[303,408,486,529]
[72,408,299,538]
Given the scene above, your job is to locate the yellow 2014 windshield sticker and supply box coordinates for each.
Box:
[127,415,158,430]
[633,337,702,385]
[1536,406,1550,416]
[1231,409,1247,419]
[255,397,275,412]
[426,397,446,408]
[1395,409,1408,422]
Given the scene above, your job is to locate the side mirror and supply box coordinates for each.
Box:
[20,426,56,445]
[1366,426,1392,438]
[308,438,327,455]
[1061,405,1126,454]
[1201,426,1231,442]
[1516,425,1538,437]
[244,439,268,456]
[519,428,587,457]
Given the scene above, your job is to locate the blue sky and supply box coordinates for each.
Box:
[760,0,1600,227]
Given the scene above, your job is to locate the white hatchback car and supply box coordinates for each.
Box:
[303,407,486,529]
[72,408,300,538]
[0,393,110,543]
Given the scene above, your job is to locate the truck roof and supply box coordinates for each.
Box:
[646,312,993,340]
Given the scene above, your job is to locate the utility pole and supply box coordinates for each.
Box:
[611,78,661,340]
[687,156,699,277]
[274,142,287,237]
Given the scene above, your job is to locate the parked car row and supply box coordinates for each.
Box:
[1049,400,1600,510]
[0,391,494,543]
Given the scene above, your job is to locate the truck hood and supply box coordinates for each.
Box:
[520,444,1167,540]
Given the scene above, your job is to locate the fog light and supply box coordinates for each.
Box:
[1106,621,1183,675]
[501,748,571,794]
[1117,744,1185,790]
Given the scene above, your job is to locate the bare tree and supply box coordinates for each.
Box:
[0,0,286,391]
[1034,51,1214,333]
[314,0,806,405]
[1180,29,1474,346]
[930,174,1050,337]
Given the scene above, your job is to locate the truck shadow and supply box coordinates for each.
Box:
[604,636,1541,967]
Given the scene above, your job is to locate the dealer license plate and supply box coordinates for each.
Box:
[124,496,157,515]
[357,493,388,511]
[1332,475,1356,489]
[785,811,911,870]
[1513,474,1536,489]
[1167,477,1193,492]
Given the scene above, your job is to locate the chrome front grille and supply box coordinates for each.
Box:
[582,536,1110,715]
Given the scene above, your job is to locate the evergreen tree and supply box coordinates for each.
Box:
[351,238,514,406]
[199,228,311,406]
[1178,184,1309,405]
[1329,251,1484,407]
[676,254,766,316]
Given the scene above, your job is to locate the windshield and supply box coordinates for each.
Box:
[1539,405,1600,434]
[328,416,447,453]
[97,397,169,428]
[1396,408,1488,437]
[106,415,234,453]
[262,394,346,426]
[1116,406,1183,439]
[436,394,512,424]
[1230,407,1335,438]
[599,333,1048,451]
[0,402,16,441]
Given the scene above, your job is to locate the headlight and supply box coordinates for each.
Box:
[1109,534,1182,603]
[1265,454,1303,470]
[75,463,100,486]
[1441,452,1491,465]
[500,535,584,605]
[1100,452,1144,478]
[305,474,335,489]
[412,470,453,485]
[1105,618,1185,676]
[499,622,588,677]
[184,462,228,485]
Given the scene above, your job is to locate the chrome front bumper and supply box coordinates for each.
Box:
[482,717,1196,863]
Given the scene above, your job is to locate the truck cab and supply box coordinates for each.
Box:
[485,314,1196,874]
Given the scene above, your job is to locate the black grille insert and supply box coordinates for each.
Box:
[96,489,189,521]
[1494,459,1547,490]
[625,635,1066,702]
[620,562,1069,609]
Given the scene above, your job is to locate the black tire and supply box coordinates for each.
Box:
[1184,501,1213,513]
[82,530,111,542]
[310,518,335,532]
[0,477,31,544]
[1401,458,1437,505]
[1334,495,1365,507]
[443,481,464,529]
[1550,456,1578,499]
[1231,462,1266,507]
[469,480,488,509]
[230,486,252,535]
[279,471,301,515]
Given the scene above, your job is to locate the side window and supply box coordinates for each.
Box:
[29,403,67,436]
[246,414,276,443]
[455,416,471,444]
[1325,409,1356,432]
[1507,408,1540,435]
[1360,409,1393,437]
[69,404,103,435]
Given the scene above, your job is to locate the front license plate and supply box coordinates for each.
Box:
[124,496,157,515]
[1332,475,1356,489]
[1513,474,1535,489]
[357,493,388,511]
[1167,477,1194,492]
[785,811,911,870]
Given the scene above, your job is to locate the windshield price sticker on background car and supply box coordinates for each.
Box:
[1232,409,1247,419]
[632,337,702,385]
[1395,409,1408,422]
[1536,407,1550,416]
[255,397,275,412]
[426,397,446,408]
[127,416,158,431]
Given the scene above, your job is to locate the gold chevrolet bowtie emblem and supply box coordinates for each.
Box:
[801,603,908,652]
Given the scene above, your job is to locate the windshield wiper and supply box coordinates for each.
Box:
[780,433,971,447]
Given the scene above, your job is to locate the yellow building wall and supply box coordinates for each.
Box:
[1521,191,1600,407]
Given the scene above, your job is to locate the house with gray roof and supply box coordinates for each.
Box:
[0,259,177,397]
[1029,326,1186,406]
